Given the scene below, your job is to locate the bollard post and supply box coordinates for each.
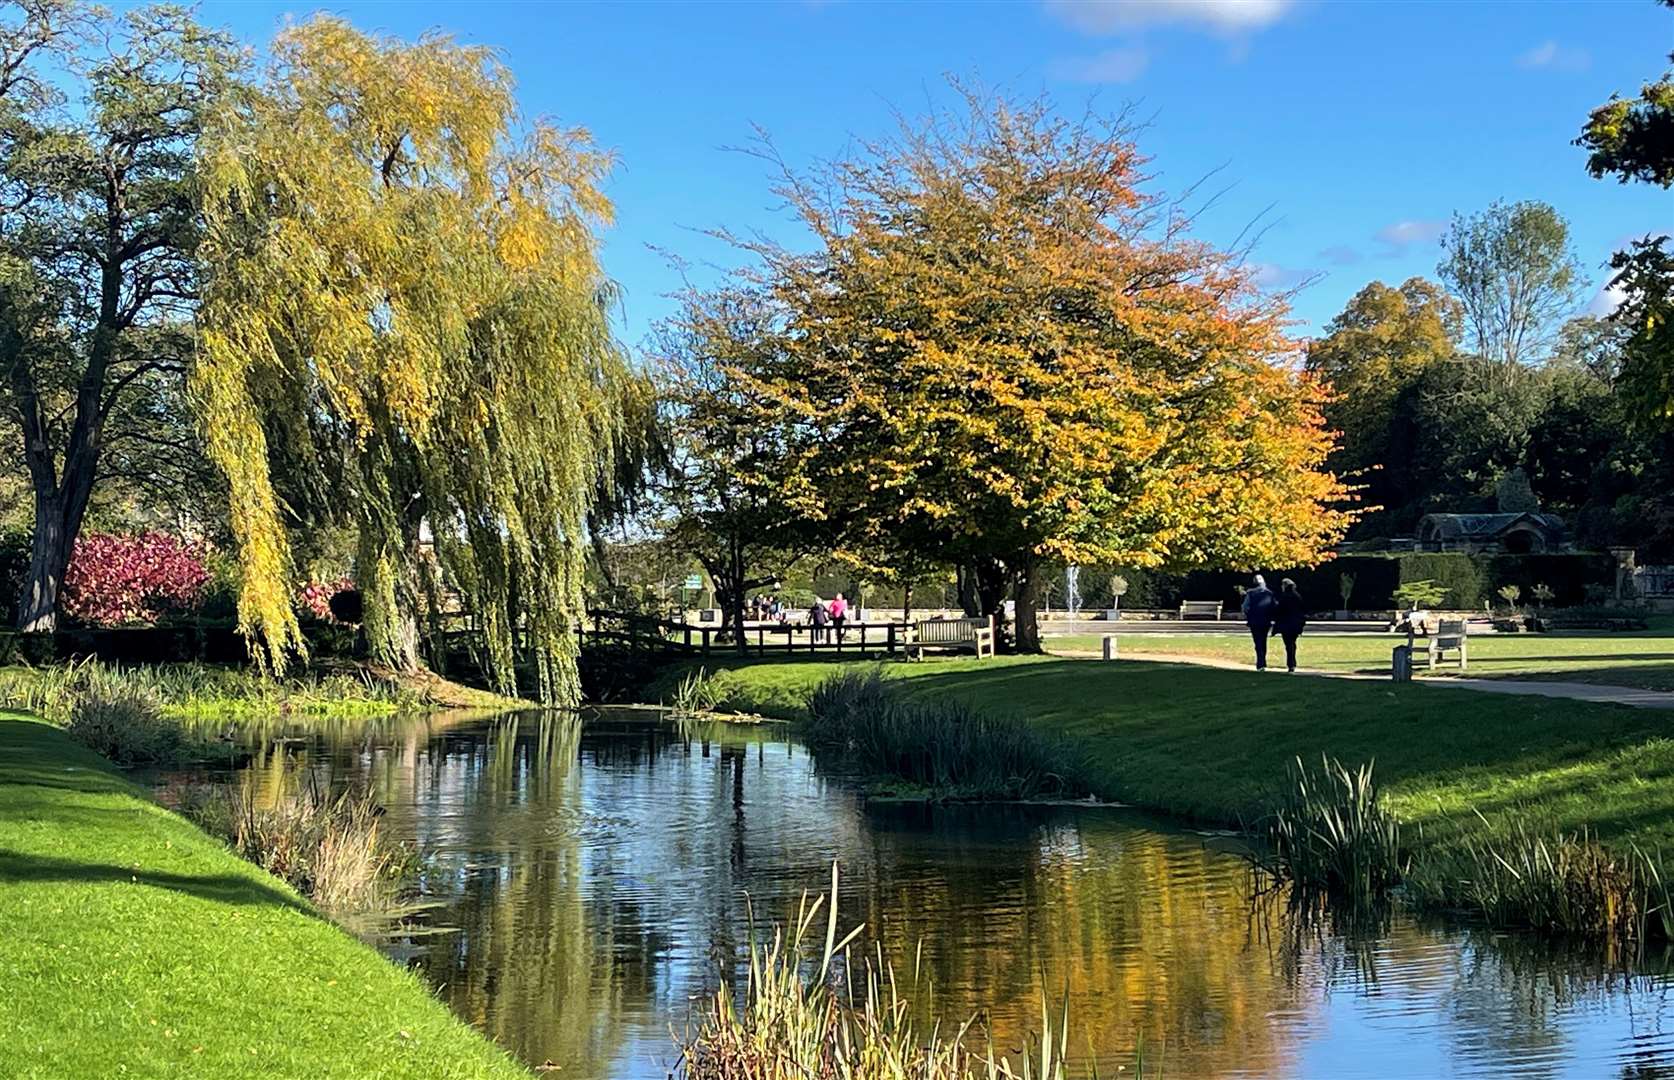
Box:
[1391,644,1412,683]
[1102,634,1118,661]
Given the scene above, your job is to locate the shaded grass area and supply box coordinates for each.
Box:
[646,656,1674,859]
[1046,627,1674,692]
[0,712,531,1080]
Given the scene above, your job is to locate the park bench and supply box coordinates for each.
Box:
[1409,617,1468,671]
[1178,600,1223,621]
[905,615,995,660]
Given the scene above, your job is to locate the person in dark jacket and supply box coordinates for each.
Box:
[1273,577,1307,673]
[1240,574,1277,671]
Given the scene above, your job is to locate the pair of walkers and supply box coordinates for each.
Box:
[1239,574,1307,672]
[807,592,849,642]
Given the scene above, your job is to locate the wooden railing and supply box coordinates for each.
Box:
[579,609,912,658]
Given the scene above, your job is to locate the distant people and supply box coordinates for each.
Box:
[1240,574,1277,671]
[1274,578,1307,673]
[830,592,848,640]
[809,597,830,643]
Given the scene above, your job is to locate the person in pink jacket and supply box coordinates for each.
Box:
[829,592,848,640]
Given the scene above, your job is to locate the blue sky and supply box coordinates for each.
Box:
[195,0,1672,346]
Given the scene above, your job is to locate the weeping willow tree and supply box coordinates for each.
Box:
[192,18,634,703]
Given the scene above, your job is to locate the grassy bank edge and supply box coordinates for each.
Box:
[642,656,1674,879]
[0,711,532,1080]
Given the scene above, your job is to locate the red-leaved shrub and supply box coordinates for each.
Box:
[61,531,211,627]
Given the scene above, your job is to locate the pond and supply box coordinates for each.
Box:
[171,709,1674,1079]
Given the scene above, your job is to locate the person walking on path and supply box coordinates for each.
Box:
[809,597,829,643]
[829,592,848,641]
[1274,578,1307,673]
[1240,574,1278,671]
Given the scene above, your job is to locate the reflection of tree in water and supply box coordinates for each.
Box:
[196,714,1674,1080]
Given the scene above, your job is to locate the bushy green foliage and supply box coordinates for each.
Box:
[803,668,1084,800]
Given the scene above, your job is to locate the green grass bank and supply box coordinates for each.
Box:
[1046,624,1674,691]
[0,711,531,1080]
[651,656,1674,858]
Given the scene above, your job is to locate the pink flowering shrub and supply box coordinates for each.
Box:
[61,531,212,627]
[297,576,355,622]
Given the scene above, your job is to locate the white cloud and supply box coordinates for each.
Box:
[1045,0,1296,36]
[1317,244,1361,267]
[1048,46,1150,83]
[1517,40,1591,72]
[1374,219,1446,256]
[1250,262,1316,290]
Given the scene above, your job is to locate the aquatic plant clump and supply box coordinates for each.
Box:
[1246,755,1406,916]
[803,668,1086,800]
[62,681,184,767]
[185,769,421,924]
[677,864,1123,1080]
[1405,818,1673,943]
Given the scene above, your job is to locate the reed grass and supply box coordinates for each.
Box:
[1405,815,1673,943]
[0,658,418,723]
[61,678,185,767]
[677,863,1140,1080]
[802,669,1085,801]
[1245,756,1405,921]
[176,767,422,928]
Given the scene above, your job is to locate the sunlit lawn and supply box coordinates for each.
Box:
[0,712,531,1080]
[1044,624,1674,691]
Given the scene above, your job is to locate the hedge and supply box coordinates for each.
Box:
[1113,552,1616,614]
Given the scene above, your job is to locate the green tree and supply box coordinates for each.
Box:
[193,18,635,702]
[652,299,812,648]
[1576,0,1674,188]
[1304,278,1460,524]
[1438,200,1582,375]
[0,2,241,630]
[1608,237,1674,431]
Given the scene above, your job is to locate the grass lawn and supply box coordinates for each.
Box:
[1044,624,1674,691]
[655,656,1674,858]
[0,711,531,1080]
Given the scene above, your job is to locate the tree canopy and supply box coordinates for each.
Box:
[1,1,241,630]
[193,18,636,701]
[1437,200,1582,375]
[660,90,1350,650]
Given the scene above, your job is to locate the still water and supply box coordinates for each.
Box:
[191,709,1674,1079]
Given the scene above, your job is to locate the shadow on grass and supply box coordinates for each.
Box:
[0,847,312,913]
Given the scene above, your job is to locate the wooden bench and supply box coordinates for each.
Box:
[905,615,995,660]
[1409,617,1468,671]
[1178,600,1223,621]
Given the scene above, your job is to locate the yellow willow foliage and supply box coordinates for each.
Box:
[192,17,631,701]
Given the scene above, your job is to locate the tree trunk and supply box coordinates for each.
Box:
[16,495,69,632]
[1014,561,1043,654]
[956,564,980,617]
[902,581,912,623]
[729,534,748,656]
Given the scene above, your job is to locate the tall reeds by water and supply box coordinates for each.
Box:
[1245,756,1406,923]
[802,669,1085,801]
[677,864,1135,1080]
[0,657,417,724]
[1246,755,1674,945]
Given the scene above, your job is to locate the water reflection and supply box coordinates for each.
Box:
[179,710,1674,1079]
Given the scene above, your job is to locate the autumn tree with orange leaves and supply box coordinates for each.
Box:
[662,89,1351,652]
